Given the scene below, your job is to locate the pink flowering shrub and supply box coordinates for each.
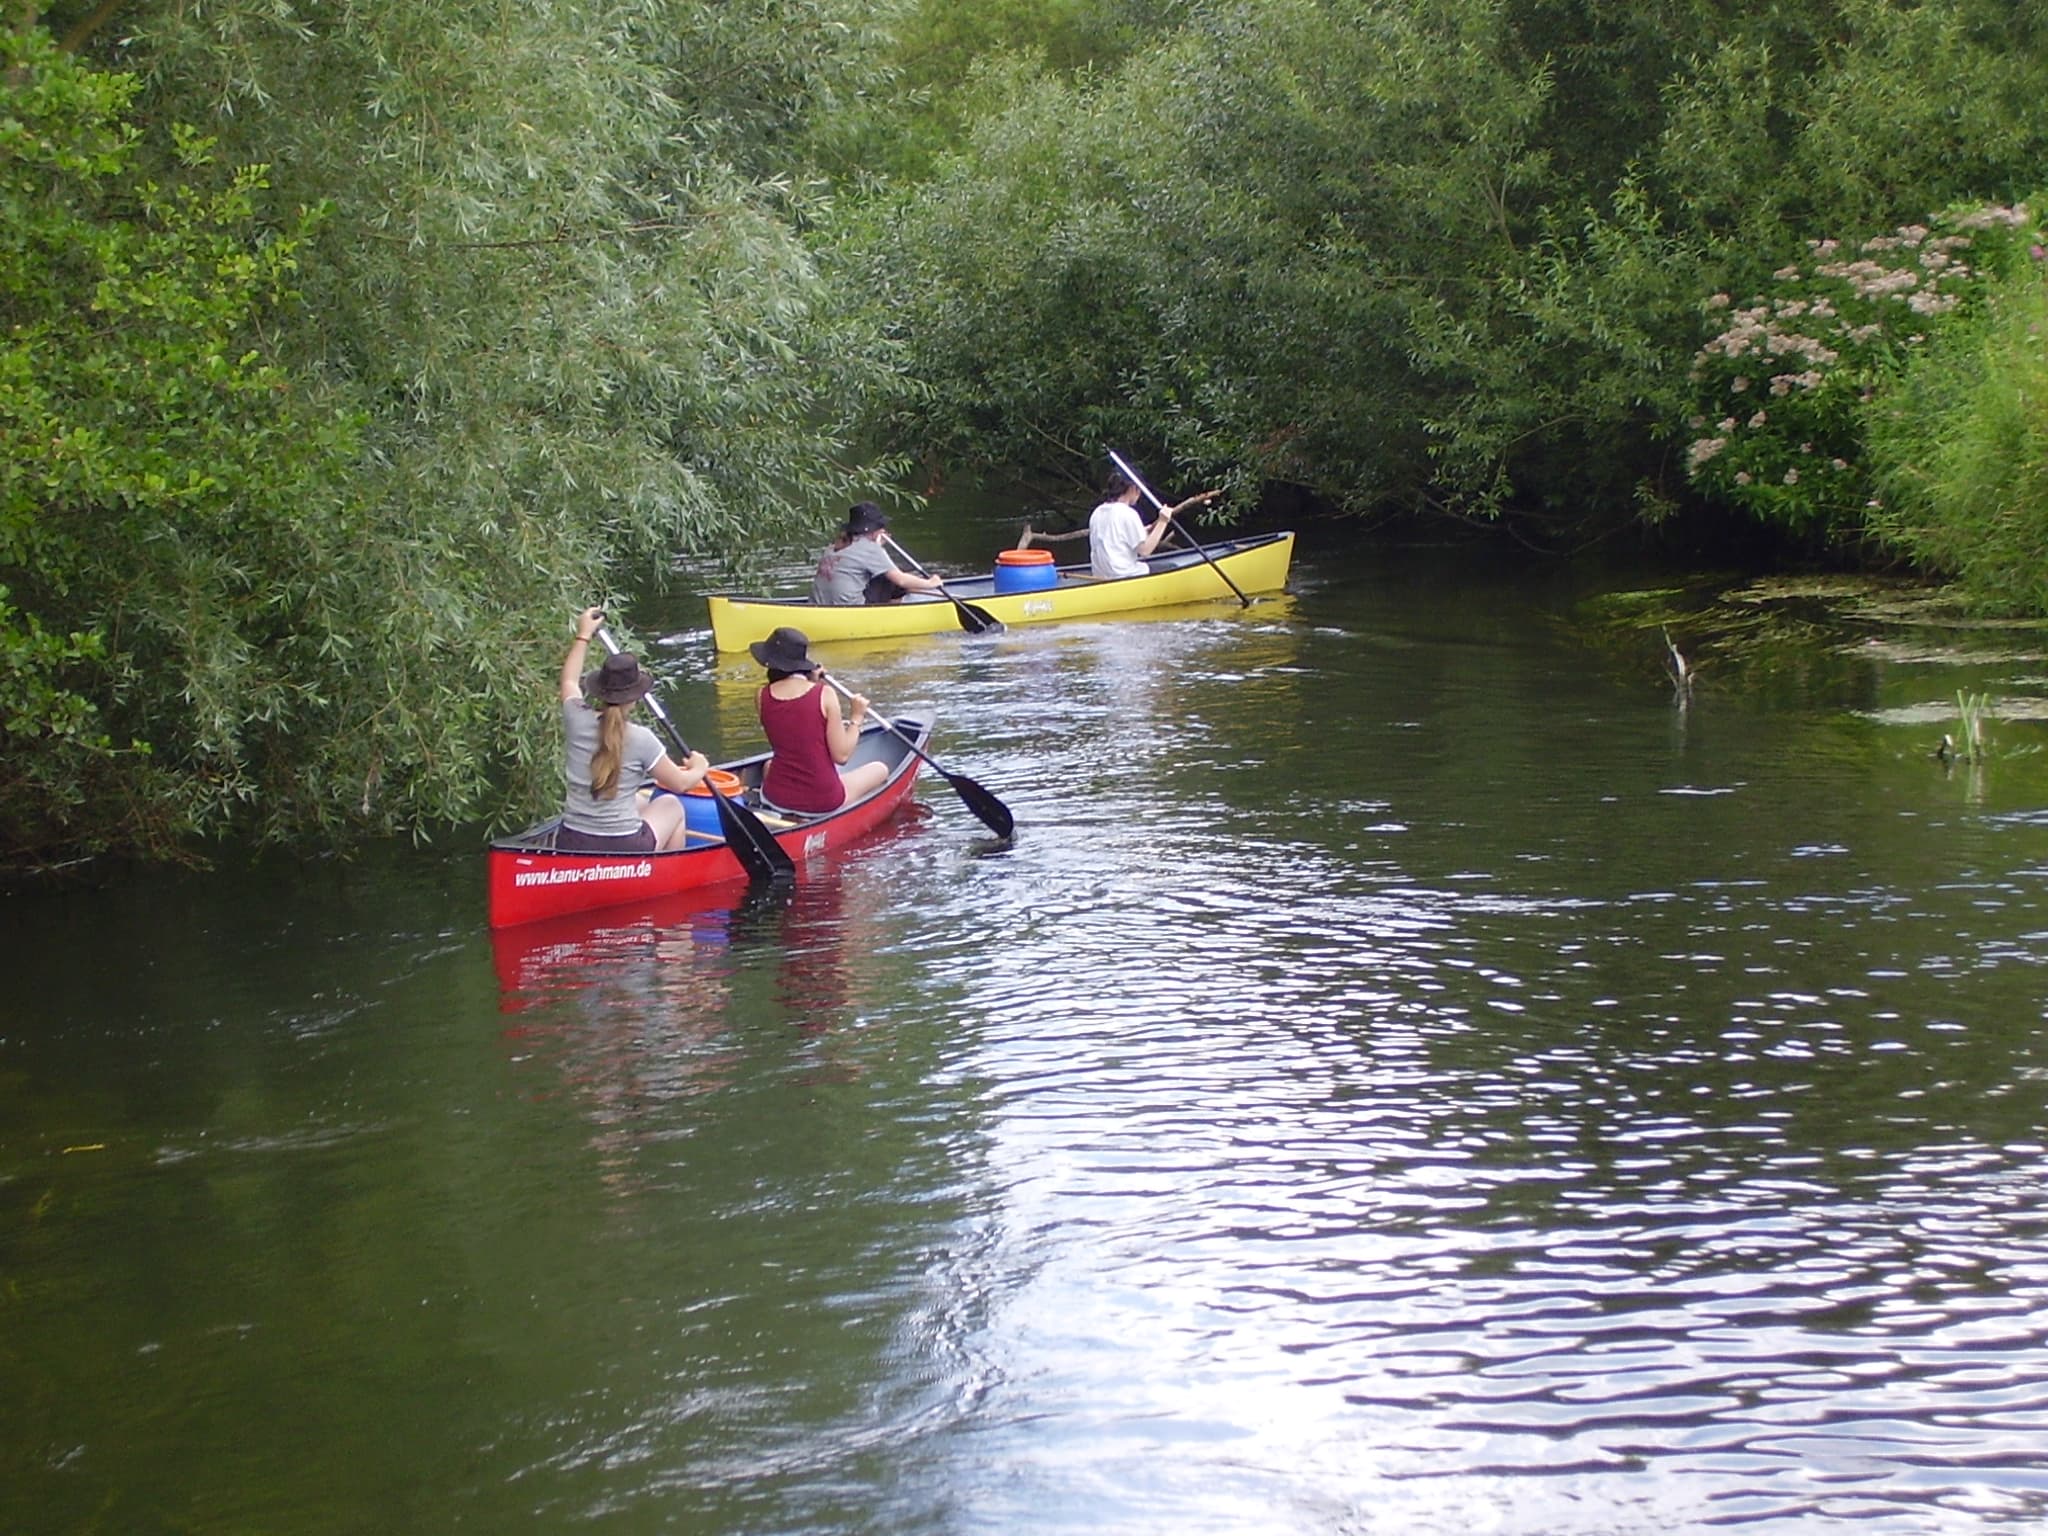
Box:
[1684,202,2045,534]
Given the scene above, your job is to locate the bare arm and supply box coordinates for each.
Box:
[650,749,711,793]
[560,605,603,701]
[1137,488,1222,558]
[883,566,945,593]
[820,676,867,765]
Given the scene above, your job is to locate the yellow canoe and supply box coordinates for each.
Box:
[706,532,1295,652]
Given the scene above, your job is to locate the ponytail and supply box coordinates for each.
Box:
[590,702,626,799]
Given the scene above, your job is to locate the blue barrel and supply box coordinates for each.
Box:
[682,770,746,838]
[993,548,1058,593]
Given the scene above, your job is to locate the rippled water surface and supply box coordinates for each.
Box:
[6,543,2048,1534]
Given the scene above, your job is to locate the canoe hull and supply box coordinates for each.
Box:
[706,531,1294,651]
[487,719,927,928]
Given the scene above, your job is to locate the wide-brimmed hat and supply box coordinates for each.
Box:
[749,626,818,674]
[845,501,889,536]
[582,651,656,706]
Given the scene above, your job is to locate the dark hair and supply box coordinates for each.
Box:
[1102,468,1134,497]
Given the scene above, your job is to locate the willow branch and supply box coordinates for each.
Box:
[357,216,709,251]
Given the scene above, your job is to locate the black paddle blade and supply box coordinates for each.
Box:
[710,784,797,882]
[933,581,1003,635]
[941,767,1014,840]
[953,599,1004,636]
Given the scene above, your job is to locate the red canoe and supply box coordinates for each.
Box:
[487,717,930,928]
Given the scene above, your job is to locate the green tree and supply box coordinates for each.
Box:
[854,0,2048,542]
[4,4,912,864]
[813,0,1183,180]
[110,0,909,573]
[859,0,1567,511]
[1,32,358,860]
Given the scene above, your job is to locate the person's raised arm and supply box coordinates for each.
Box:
[1138,488,1222,558]
[561,606,603,702]
[1135,509,1178,560]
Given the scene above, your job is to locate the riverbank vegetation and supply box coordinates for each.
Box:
[4,0,2047,864]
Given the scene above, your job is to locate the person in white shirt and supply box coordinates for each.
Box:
[1088,470,1222,579]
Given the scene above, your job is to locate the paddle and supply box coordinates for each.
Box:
[880,533,1005,635]
[1107,450,1253,609]
[593,624,795,883]
[820,674,1015,840]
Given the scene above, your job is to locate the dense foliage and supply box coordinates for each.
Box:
[1,33,358,860]
[1683,203,2046,541]
[3,6,906,864]
[851,0,2048,539]
[7,0,2048,866]
[1863,241,2048,612]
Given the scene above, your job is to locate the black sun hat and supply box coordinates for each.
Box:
[749,626,818,674]
[582,650,657,706]
[844,501,890,536]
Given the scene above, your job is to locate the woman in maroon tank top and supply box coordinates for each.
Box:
[751,627,891,813]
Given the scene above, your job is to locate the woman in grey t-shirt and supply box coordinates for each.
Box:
[556,606,710,853]
[810,501,947,605]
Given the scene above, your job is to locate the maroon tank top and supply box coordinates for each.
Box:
[759,681,845,813]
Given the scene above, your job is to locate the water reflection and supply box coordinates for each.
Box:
[493,809,933,1068]
[857,575,2048,1534]
[17,553,2048,1536]
[727,867,860,1026]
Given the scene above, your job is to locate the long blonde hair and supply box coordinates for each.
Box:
[589,702,628,799]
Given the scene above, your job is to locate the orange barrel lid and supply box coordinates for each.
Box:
[996,548,1056,565]
[686,767,745,797]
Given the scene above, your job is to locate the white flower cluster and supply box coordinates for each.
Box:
[1952,203,2033,230]
[1686,202,2044,507]
[1693,303,1842,368]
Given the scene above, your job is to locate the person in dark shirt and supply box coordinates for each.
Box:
[751,626,890,813]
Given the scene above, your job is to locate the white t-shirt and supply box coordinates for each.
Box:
[1089,499,1152,579]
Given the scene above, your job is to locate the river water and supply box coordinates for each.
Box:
[5,538,2048,1535]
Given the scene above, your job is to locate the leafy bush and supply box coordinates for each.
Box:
[1,32,359,861]
[1682,202,2045,540]
[1862,243,2048,611]
[856,0,2048,538]
[5,8,914,868]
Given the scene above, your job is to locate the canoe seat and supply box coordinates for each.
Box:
[758,795,828,824]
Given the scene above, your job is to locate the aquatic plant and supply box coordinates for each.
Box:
[1952,690,1990,762]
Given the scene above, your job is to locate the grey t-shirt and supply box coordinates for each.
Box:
[561,698,668,835]
[811,537,898,605]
